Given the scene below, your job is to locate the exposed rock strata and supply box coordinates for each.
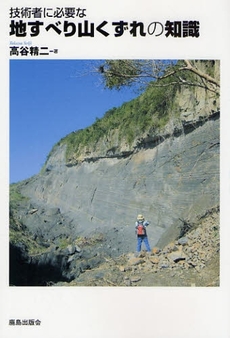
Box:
[10,63,220,286]
[20,113,219,251]
[56,208,220,287]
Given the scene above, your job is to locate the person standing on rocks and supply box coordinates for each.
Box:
[135,214,151,254]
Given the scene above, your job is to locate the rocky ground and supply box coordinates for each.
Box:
[10,183,219,287]
[54,208,219,287]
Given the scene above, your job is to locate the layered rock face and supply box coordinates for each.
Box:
[20,112,219,251]
[11,61,220,286]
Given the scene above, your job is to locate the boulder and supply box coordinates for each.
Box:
[168,250,187,263]
[178,237,189,246]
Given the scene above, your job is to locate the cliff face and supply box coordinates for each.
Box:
[20,113,219,249]
[11,62,220,286]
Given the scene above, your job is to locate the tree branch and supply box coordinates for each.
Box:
[184,60,220,87]
[158,60,219,89]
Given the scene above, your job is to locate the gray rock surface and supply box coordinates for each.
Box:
[20,115,219,251]
[11,67,220,286]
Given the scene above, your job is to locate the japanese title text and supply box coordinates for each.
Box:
[9,7,200,38]
[9,6,200,57]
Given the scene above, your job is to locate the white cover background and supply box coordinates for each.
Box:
[0,0,230,337]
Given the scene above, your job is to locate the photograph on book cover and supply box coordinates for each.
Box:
[9,58,220,288]
[1,0,230,337]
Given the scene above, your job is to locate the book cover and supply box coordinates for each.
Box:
[1,0,230,337]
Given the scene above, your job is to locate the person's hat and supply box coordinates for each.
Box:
[137,214,144,221]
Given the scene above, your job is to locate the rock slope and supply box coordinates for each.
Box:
[19,112,219,250]
[10,61,220,286]
[55,207,219,287]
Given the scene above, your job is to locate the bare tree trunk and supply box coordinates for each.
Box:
[184,60,220,87]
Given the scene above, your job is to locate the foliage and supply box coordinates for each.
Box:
[55,75,179,162]
[75,233,104,247]
[10,183,29,216]
[98,59,173,90]
[98,59,219,94]
[56,236,72,249]
[10,183,28,204]
[9,227,50,256]
[9,184,48,256]
[45,60,219,164]
[100,60,142,89]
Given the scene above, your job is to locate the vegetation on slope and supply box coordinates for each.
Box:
[45,60,219,165]
[10,184,44,256]
[51,77,179,162]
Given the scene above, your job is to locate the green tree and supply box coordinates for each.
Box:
[97,60,220,94]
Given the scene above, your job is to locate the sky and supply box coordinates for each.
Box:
[10,60,138,183]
